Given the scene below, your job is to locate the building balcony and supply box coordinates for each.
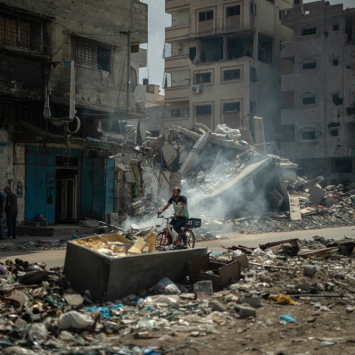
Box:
[165,0,190,14]
[165,25,190,42]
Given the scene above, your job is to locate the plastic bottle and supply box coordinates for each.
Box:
[28,323,49,342]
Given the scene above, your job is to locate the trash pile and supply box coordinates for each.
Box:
[2,234,355,354]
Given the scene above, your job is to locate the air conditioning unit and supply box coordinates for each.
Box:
[191,85,202,94]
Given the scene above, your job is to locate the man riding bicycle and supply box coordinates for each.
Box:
[158,187,189,245]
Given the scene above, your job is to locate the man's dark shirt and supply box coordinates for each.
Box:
[6,192,18,214]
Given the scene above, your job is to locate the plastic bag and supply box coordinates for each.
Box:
[280,314,296,324]
[154,277,181,295]
[138,316,156,331]
[28,323,49,342]
[269,294,296,306]
[137,295,180,309]
[57,311,94,330]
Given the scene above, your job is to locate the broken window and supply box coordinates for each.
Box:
[171,110,180,118]
[223,69,241,81]
[333,24,339,31]
[77,42,111,72]
[195,73,211,84]
[330,130,339,136]
[226,5,240,17]
[332,94,343,105]
[199,11,213,22]
[223,102,240,113]
[250,68,258,81]
[334,158,352,173]
[0,11,48,55]
[250,4,254,14]
[302,131,316,140]
[189,47,196,61]
[147,85,154,93]
[302,61,316,70]
[332,59,339,66]
[196,105,212,115]
[302,96,316,105]
[302,27,317,36]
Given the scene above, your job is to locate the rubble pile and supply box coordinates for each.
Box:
[131,125,355,238]
[2,235,355,353]
[0,239,68,253]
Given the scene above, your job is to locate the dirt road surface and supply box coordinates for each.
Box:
[0,226,354,268]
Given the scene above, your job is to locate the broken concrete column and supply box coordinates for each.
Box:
[302,176,324,190]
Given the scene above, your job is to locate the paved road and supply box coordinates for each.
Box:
[0,226,354,268]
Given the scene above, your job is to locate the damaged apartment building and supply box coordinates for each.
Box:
[0,0,148,226]
[147,0,295,143]
[280,0,355,184]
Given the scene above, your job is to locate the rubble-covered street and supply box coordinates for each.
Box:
[1,228,355,354]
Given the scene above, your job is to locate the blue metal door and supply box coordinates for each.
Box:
[105,158,115,221]
[25,151,56,224]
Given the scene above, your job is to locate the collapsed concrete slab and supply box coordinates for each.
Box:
[205,156,272,199]
[64,239,207,302]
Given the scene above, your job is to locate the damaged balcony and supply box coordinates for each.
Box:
[163,100,190,121]
[165,0,190,14]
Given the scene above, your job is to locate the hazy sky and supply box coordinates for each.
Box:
[139,0,354,93]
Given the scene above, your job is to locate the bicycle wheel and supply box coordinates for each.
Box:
[184,230,195,248]
[156,231,172,247]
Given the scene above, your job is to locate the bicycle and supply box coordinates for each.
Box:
[155,216,200,249]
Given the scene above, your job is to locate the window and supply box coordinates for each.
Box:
[302,131,316,140]
[302,27,317,36]
[303,96,316,105]
[199,11,213,22]
[76,42,111,72]
[250,3,254,14]
[171,110,180,118]
[334,158,352,173]
[196,105,212,115]
[250,101,256,111]
[223,102,240,113]
[0,11,47,55]
[302,62,316,70]
[226,5,240,17]
[146,85,154,93]
[223,69,240,81]
[333,24,339,31]
[330,130,339,136]
[250,68,258,81]
[333,59,339,66]
[195,73,211,84]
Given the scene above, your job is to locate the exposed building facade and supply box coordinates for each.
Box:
[280,1,355,184]
[161,0,294,142]
[0,0,148,225]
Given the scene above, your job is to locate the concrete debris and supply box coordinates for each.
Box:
[2,233,355,353]
[107,124,355,241]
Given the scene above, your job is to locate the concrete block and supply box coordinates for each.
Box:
[210,300,227,312]
[235,304,256,318]
[162,142,178,167]
[308,185,325,205]
[238,297,261,308]
[64,240,207,302]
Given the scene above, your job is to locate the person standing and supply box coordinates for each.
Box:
[0,191,5,240]
[4,186,18,239]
